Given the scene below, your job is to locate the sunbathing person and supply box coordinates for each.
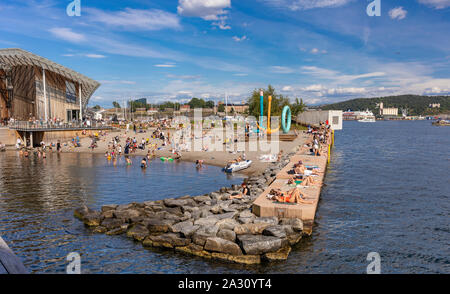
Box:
[230,183,251,199]
[269,188,314,204]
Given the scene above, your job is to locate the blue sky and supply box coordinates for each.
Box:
[0,0,449,107]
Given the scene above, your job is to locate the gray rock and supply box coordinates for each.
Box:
[143,218,175,233]
[279,218,303,232]
[171,220,194,233]
[126,224,149,241]
[204,237,242,256]
[237,234,287,255]
[180,224,200,238]
[194,217,218,227]
[101,204,118,212]
[217,229,236,242]
[113,209,141,222]
[101,218,125,230]
[193,195,211,203]
[211,211,237,221]
[239,210,255,218]
[192,225,219,246]
[263,225,287,239]
[147,233,190,248]
[161,206,183,216]
[254,216,278,226]
[234,223,271,235]
[216,218,239,231]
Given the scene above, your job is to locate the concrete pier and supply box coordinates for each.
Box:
[252,137,331,234]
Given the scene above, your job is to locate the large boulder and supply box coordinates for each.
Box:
[171,220,194,233]
[194,217,218,227]
[126,224,149,241]
[144,233,190,248]
[193,195,211,203]
[217,229,236,242]
[192,225,219,246]
[113,209,141,222]
[161,206,184,216]
[262,225,287,239]
[101,204,118,213]
[204,237,242,256]
[253,217,278,226]
[216,218,239,231]
[237,235,287,255]
[101,218,125,230]
[180,224,200,238]
[163,198,195,208]
[143,218,175,233]
[279,218,303,232]
[234,223,271,235]
[263,246,292,262]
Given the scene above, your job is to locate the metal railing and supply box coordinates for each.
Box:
[8,120,113,131]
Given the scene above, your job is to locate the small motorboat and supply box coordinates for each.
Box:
[259,154,278,162]
[224,160,252,173]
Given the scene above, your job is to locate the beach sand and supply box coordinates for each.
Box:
[59,128,309,176]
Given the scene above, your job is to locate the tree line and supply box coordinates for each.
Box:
[319,95,450,116]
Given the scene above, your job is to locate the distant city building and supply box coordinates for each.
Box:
[378,102,398,117]
[147,108,158,114]
[429,103,440,108]
[218,101,249,114]
[180,105,190,112]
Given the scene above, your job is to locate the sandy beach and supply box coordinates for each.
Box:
[55,128,309,176]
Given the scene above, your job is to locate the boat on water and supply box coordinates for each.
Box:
[223,160,252,173]
[358,117,376,123]
[432,119,450,126]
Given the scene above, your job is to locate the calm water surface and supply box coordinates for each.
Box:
[1,120,449,273]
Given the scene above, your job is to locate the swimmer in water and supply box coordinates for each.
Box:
[196,160,204,168]
[141,157,147,168]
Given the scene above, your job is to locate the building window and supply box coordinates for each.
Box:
[65,81,77,104]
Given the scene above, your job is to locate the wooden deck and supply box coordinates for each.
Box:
[0,236,28,274]
[252,140,329,234]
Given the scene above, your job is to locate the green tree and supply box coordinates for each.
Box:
[205,100,215,108]
[247,85,290,117]
[218,104,225,112]
[112,101,121,108]
[188,98,206,109]
[291,98,307,116]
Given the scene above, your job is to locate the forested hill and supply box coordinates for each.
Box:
[319,95,450,116]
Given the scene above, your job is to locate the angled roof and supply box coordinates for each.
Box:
[0,48,100,107]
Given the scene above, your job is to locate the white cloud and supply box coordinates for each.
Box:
[87,8,181,31]
[233,35,248,42]
[327,87,366,95]
[212,16,231,30]
[262,0,354,11]
[270,66,295,74]
[62,53,106,58]
[178,0,231,20]
[178,0,232,29]
[154,63,177,68]
[49,27,86,43]
[418,0,450,9]
[282,86,292,91]
[310,48,319,54]
[389,7,407,20]
[233,73,248,76]
[303,84,325,91]
[85,54,106,58]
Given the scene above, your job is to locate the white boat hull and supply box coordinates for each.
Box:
[224,160,252,173]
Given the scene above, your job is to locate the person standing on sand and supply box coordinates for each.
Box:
[57,140,61,153]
